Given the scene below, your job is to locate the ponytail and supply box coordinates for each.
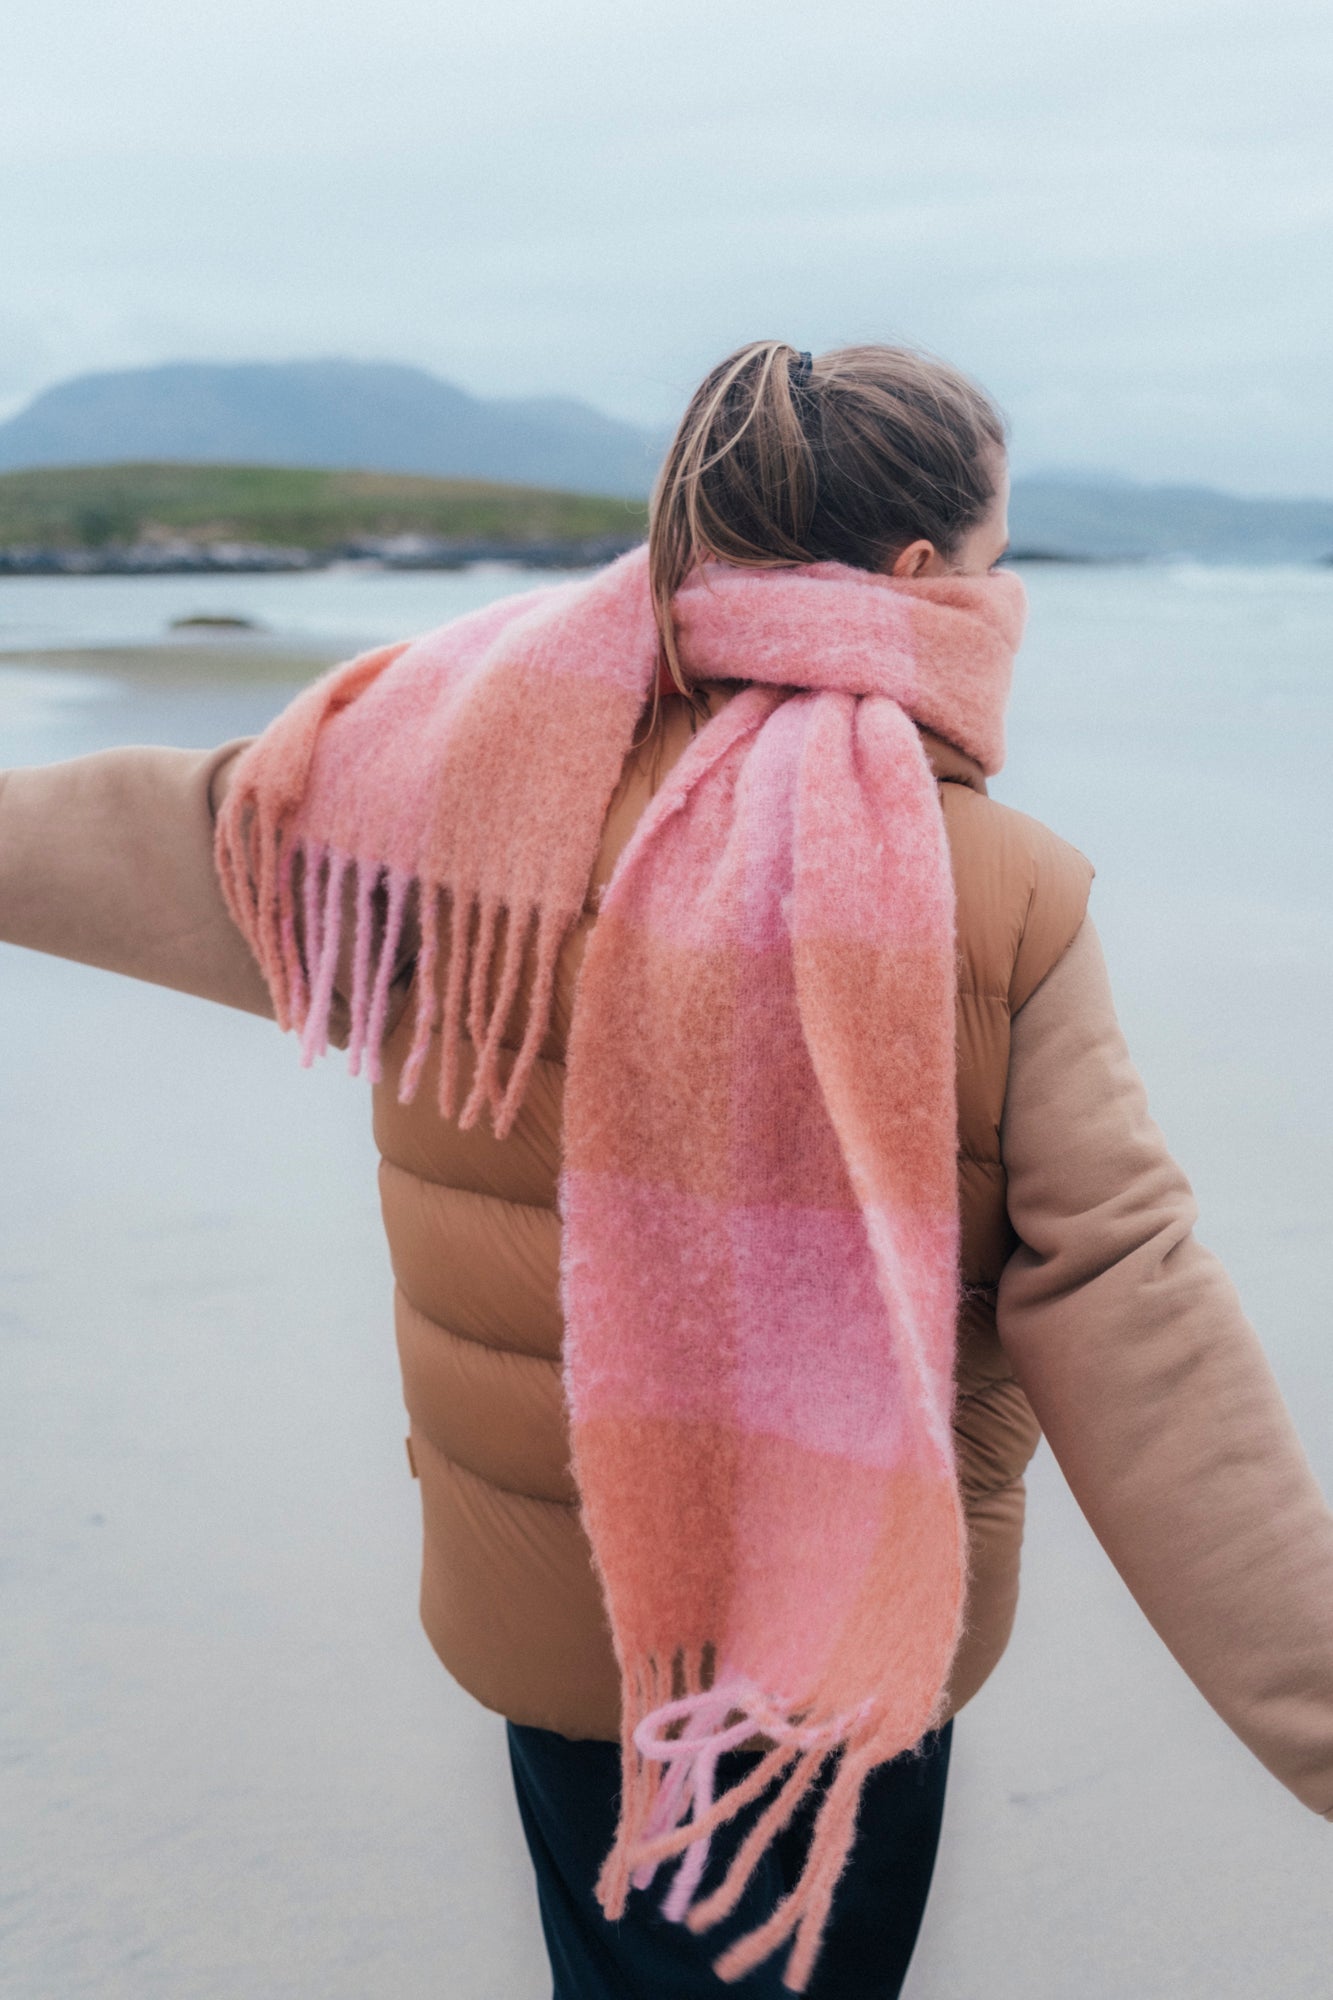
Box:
[648,339,1006,692]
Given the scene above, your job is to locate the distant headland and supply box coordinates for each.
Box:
[0,464,647,576]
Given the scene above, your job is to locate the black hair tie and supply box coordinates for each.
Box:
[790,350,813,389]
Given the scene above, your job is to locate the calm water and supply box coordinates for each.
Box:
[0,562,562,654]
[2,563,1330,1999]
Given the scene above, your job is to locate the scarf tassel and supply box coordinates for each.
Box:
[220,796,564,1140]
[404,886,562,1137]
[597,1655,883,1992]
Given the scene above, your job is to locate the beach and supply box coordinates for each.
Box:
[2,562,1331,1998]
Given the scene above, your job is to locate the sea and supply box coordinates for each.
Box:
[2,562,1330,1999]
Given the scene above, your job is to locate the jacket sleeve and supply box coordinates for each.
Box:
[0,741,272,1016]
[998,917,1333,1819]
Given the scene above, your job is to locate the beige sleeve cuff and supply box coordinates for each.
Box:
[998,919,1333,1818]
[0,740,272,1016]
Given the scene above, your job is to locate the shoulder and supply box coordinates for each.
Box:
[940,784,1094,1010]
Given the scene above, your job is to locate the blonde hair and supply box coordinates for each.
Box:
[648,340,1006,691]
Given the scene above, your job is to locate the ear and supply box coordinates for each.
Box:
[890,538,939,579]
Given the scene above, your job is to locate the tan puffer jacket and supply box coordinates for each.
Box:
[375,688,1091,1739]
[3,709,1331,1812]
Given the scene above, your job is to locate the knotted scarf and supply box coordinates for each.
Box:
[216,544,1024,1989]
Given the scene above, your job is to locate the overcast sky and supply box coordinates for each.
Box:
[3,0,1331,494]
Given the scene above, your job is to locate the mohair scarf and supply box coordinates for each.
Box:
[215,544,1023,1990]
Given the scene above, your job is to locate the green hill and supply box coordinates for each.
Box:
[0,461,648,552]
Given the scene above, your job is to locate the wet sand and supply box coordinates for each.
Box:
[3,566,1331,1997]
[0,639,346,683]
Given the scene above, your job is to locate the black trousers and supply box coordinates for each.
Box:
[507,1719,952,1999]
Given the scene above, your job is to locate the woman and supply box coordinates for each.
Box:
[2,340,1331,1999]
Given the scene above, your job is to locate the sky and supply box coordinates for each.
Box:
[3,0,1332,495]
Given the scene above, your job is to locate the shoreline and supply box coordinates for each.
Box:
[4,545,1333,578]
[0,533,642,578]
[0,639,348,683]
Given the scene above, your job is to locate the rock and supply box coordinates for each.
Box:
[169,613,263,631]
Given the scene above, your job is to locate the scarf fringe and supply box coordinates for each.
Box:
[597,1653,888,1991]
[217,794,563,1139]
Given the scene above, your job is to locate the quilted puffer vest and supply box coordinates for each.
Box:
[373,690,1092,1738]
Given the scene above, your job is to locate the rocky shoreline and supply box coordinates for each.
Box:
[4,537,1328,579]
[0,531,643,577]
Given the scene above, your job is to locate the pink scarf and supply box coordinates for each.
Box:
[216,545,1023,1989]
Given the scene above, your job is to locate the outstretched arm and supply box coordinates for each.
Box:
[999,918,1333,1819]
[0,742,271,1015]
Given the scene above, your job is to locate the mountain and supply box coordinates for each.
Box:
[0,360,665,500]
[1008,477,1333,564]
